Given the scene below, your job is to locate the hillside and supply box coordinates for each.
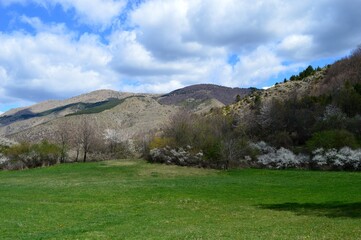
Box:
[9,96,178,143]
[228,67,327,114]
[0,90,141,136]
[159,84,253,109]
[0,84,253,141]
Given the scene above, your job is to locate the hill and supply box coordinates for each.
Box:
[0,84,254,140]
[159,84,253,106]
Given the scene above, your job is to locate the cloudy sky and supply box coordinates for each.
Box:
[1,0,361,114]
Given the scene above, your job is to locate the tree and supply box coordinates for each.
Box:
[56,119,71,163]
[103,128,129,154]
[306,130,358,151]
[79,117,94,162]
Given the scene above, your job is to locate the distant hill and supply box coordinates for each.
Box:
[0,90,141,136]
[159,84,254,107]
[0,84,254,140]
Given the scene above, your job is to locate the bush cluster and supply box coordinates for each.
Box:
[251,142,361,170]
[148,110,256,169]
[2,141,61,170]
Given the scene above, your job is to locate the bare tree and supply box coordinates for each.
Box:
[103,129,122,153]
[56,119,71,163]
[79,117,94,162]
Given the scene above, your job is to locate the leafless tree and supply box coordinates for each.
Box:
[79,117,94,162]
[56,119,71,163]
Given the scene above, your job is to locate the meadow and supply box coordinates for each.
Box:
[0,160,360,239]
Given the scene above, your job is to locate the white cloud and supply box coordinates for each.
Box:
[1,0,361,112]
[130,0,225,61]
[122,80,185,94]
[55,0,126,28]
[277,34,315,60]
[232,47,288,86]
[20,15,67,34]
[0,29,117,102]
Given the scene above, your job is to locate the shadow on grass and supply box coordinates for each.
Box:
[258,202,361,218]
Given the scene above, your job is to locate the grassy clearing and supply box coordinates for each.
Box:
[0,160,360,239]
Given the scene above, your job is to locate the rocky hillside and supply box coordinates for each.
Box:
[227,67,327,115]
[0,84,254,141]
[159,84,253,109]
[0,90,142,136]
[9,96,178,143]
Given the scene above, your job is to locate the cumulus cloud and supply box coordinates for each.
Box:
[231,47,289,87]
[1,0,361,112]
[55,0,126,28]
[0,29,117,103]
[130,0,225,61]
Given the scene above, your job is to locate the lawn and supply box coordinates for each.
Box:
[0,160,360,239]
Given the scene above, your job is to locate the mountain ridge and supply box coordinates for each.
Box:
[0,84,254,139]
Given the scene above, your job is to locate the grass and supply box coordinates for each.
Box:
[0,160,360,239]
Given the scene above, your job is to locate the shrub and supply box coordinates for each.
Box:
[306,130,358,151]
[311,147,361,170]
[4,141,61,169]
[256,146,309,169]
[149,137,175,149]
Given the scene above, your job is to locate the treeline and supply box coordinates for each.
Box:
[0,117,135,170]
[288,65,320,82]
[148,46,361,170]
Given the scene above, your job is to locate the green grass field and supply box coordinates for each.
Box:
[0,160,360,239]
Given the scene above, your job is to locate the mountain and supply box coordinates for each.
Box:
[0,90,142,136]
[159,84,253,105]
[0,84,254,141]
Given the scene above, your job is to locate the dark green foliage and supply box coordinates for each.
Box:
[288,65,316,81]
[0,98,125,126]
[334,84,361,117]
[268,131,293,148]
[66,98,124,116]
[290,75,297,81]
[306,130,359,151]
[299,65,315,79]
[254,96,326,147]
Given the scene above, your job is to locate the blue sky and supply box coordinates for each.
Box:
[1,0,361,114]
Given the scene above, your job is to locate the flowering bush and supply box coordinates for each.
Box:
[251,141,361,170]
[311,147,361,170]
[250,141,275,154]
[0,153,8,164]
[257,147,309,169]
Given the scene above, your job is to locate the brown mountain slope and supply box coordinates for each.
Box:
[228,68,327,114]
[2,90,136,116]
[1,84,253,139]
[0,90,142,136]
[159,84,253,107]
[9,96,178,143]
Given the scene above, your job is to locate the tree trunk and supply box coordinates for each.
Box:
[83,150,87,162]
[75,147,79,162]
